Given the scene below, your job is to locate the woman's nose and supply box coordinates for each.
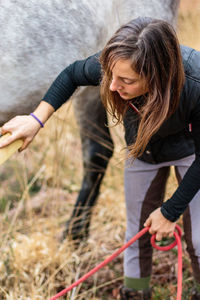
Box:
[110,79,122,91]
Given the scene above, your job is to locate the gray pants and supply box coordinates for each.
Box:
[124,154,200,282]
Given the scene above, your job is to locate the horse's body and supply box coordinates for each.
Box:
[0,0,180,238]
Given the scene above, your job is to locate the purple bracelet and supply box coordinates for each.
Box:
[30,113,44,128]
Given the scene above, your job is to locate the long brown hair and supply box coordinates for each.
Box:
[100,17,185,158]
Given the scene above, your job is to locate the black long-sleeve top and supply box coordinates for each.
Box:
[42,46,200,222]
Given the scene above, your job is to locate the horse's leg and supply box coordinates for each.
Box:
[63,86,114,240]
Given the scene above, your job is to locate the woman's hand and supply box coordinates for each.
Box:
[0,115,42,151]
[144,207,176,241]
[0,101,55,151]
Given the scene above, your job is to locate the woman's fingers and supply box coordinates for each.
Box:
[144,208,176,240]
[155,231,173,241]
[150,227,173,240]
[19,138,32,151]
[1,117,18,133]
[0,133,20,148]
[149,228,156,235]
[168,232,174,238]
[155,232,163,241]
[144,217,151,227]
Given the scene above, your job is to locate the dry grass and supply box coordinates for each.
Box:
[0,104,126,300]
[0,1,200,299]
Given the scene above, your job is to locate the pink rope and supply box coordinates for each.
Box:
[49,225,182,300]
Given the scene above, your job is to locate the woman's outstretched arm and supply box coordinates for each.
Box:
[0,52,101,151]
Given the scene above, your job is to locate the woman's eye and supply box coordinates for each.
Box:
[123,79,135,84]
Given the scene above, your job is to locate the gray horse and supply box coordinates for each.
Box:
[0,0,180,239]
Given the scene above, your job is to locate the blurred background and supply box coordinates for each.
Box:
[0,1,200,299]
[178,0,200,49]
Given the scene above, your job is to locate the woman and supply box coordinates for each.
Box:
[1,17,200,299]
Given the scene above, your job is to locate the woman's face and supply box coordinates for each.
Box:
[109,59,148,100]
